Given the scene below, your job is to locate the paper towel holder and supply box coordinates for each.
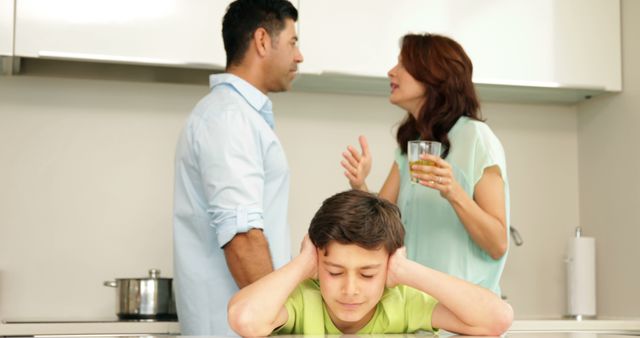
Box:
[564,226,597,321]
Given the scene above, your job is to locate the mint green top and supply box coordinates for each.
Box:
[274,279,439,335]
[395,116,510,295]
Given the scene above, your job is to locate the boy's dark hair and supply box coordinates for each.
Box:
[222,0,298,68]
[309,190,405,254]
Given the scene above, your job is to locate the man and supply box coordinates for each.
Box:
[172,0,303,335]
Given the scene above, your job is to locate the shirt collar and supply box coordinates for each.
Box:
[209,73,274,118]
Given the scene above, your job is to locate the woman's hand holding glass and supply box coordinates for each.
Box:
[411,153,461,200]
[341,135,372,191]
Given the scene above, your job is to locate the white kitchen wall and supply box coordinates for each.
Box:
[577,0,640,317]
[0,65,580,319]
[0,74,193,320]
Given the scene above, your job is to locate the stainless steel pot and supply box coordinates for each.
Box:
[103,269,177,321]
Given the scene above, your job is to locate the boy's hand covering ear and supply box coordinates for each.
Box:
[386,247,407,288]
[300,235,318,280]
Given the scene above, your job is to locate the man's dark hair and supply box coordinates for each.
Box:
[309,190,405,255]
[222,0,298,67]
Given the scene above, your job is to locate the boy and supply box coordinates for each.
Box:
[228,190,513,335]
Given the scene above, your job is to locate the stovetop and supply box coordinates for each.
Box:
[2,318,177,324]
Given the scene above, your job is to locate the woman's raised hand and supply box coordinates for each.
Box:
[341,135,372,191]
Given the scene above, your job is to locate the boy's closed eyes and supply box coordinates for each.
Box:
[324,263,382,279]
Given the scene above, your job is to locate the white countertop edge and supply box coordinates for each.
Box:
[2,320,640,336]
[0,321,181,336]
[510,320,640,331]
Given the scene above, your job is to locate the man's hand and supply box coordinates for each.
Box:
[386,246,407,288]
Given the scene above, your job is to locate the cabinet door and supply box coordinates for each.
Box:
[14,0,232,68]
[0,0,13,56]
[299,0,620,91]
[550,0,621,91]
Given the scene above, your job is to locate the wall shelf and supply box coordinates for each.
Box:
[292,73,611,105]
[6,58,614,105]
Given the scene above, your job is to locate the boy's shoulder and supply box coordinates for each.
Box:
[377,285,439,333]
[276,279,326,335]
[299,278,321,292]
[289,279,322,307]
[379,285,438,313]
[381,285,427,304]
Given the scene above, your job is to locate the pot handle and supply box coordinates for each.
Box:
[149,269,160,278]
[103,281,117,287]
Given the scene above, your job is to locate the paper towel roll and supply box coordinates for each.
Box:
[566,236,596,316]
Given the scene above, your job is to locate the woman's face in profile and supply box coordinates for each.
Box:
[387,56,427,117]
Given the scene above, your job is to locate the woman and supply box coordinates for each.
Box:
[341,33,509,295]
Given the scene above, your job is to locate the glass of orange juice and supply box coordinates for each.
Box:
[408,140,442,183]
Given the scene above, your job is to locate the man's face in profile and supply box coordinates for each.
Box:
[265,18,304,92]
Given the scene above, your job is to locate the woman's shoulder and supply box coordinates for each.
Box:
[450,117,505,158]
[454,116,500,143]
[454,116,497,140]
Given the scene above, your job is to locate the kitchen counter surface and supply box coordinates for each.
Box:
[510,318,640,331]
[1,319,640,336]
[0,320,180,336]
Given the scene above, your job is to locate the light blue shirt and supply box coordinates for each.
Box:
[173,73,291,336]
[395,117,510,295]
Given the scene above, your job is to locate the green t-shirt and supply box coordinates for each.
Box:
[274,279,439,335]
[395,116,510,295]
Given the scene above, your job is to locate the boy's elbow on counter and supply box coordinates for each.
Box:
[228,300,272,337]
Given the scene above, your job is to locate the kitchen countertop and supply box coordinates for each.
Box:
[0,320,180,336]
[510,318,640,331]
[2,332,640,338]
[1,319,640,336]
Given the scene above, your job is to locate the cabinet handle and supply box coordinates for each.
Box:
[510,225,524,246]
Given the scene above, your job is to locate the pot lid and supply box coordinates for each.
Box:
[115,269,172,280]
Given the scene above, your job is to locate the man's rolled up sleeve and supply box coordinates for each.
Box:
[211,206,264,247]
[194,110,266,248]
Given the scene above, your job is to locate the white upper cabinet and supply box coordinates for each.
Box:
[298,0,621,91]
[0,0,14,56]
[14,0,233,68]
